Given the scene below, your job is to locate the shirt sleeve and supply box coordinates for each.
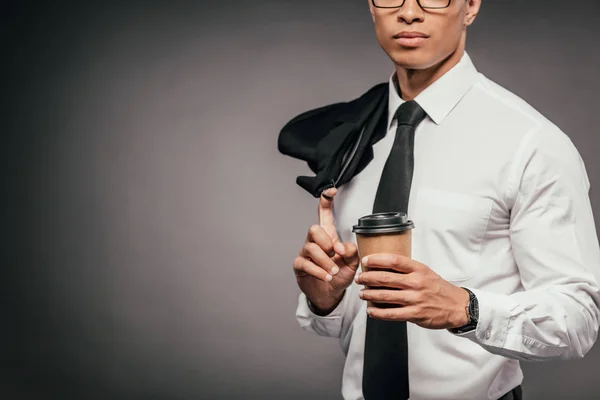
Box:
[296,282,363,354]
[453,126,600,361]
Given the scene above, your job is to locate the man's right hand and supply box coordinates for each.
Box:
[293,188,360,315]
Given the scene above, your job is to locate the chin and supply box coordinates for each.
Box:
[388,49,439,70]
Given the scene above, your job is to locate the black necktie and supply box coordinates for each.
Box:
[362,100,427,400]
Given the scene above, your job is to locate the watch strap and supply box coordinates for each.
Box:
[448,287,478,334]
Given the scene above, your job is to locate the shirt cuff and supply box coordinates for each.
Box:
[450,287,514,347]
[296,290,349,338]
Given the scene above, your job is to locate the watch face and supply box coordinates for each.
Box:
[449,289,478,334]
[468,292,479,324]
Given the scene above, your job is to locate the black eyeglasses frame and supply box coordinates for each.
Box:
[371,0,452,10]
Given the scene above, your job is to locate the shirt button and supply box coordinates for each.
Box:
[485,330,492,340]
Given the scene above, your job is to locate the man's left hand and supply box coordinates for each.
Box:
[356,253,470,330]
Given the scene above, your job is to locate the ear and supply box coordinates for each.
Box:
[368,0,375,22]
[464,0,481,27]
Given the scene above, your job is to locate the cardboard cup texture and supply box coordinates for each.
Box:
[356,230,412,309]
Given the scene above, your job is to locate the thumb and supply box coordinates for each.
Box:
[334,241,360,271]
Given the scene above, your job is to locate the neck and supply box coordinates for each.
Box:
[394,37,466,101]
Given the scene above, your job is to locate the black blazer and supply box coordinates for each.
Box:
[278,83,389,198]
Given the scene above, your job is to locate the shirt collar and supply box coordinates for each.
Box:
[387,51,479,129]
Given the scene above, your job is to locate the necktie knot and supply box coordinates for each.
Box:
[395,100,427,127]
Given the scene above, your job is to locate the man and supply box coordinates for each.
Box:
[278,1,600,399]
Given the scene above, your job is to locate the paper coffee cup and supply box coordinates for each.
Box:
[352,212,414,308]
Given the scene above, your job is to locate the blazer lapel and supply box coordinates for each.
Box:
[335,91,388,189]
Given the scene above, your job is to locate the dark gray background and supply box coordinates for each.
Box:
[4,0,600,399]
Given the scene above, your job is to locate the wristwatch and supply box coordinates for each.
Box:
[448,287,479,334]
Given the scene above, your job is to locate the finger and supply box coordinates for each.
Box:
[305,225,335,258]
[335,241,360,271]
[367,305,418,322]
[293,256,333,282]
[301,242,339,275]
[318,187,337,228]
[360,289,417,306]
[355,271,409,289]
[361,253,417,274]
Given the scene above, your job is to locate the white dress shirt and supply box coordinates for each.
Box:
[295,52,600,400]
